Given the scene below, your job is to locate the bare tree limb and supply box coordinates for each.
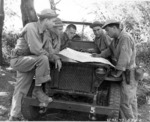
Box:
[55,0,61,5]
[49,0,60,11]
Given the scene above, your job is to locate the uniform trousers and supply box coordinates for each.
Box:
[10,55,50,117]
[120,69,138,121]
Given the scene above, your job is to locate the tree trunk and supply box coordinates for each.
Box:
[0,0,4,65]
[21,0,38,26]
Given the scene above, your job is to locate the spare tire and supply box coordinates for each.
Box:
[21,81,41,120]
[108,83,121,119]
[21,100,40,121]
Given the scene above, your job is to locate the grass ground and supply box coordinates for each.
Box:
[0,66,150,121]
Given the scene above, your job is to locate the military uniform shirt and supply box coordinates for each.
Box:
[60,32,70,50]
[101,30,136,71]
[16,21,49,57]
[94,31,111,53]
[42,30,60,61]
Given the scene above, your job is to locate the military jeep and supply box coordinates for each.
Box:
[21,21,122,121]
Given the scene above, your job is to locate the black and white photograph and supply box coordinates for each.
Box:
[0,0,150,121]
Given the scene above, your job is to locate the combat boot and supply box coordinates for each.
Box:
[32,86,53,107]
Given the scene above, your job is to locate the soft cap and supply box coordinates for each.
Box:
[37,9,58,19]
[90,21,103,28]
[53,18,64,27]
[102,19,120,29]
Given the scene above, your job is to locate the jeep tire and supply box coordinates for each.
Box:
[21,81,41,120]
[21,101,41,120]
[108,82,121,119]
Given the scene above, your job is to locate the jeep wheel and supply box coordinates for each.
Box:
[21,81,41,120]
[21,100,41,120]
[108,83,121,119]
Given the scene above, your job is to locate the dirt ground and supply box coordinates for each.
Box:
[0,66,150,121]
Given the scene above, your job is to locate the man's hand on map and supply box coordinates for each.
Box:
[78,48,95,53]
[86,48,95,53]
[91,53,101,57]
[78,49,86,52]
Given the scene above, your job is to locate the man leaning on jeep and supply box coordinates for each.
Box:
[93,20,138,120]
[9,9,59,121]
[60,24,77,50]
[90,21,111,54]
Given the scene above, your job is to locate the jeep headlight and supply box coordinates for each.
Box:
[95,67,106,79]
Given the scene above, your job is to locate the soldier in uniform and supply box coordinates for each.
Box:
[93,20,138,120]
[60,24,77,50]
[43,18,64,71]
[9,9,59,121]
[90,21,111,54]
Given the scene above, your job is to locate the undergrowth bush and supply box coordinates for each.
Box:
[2,31,18,64]
[136,42,150,68]
[136,42,150,107]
